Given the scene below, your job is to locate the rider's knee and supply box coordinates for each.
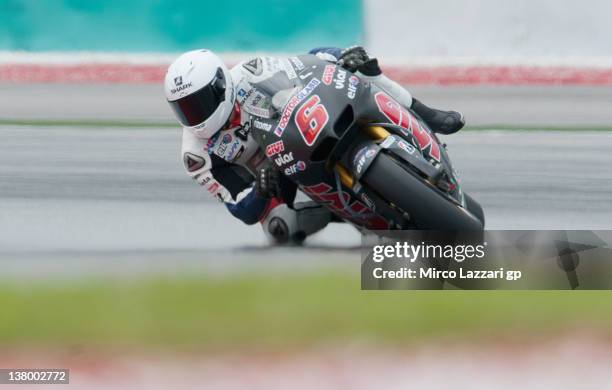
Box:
[260,202,333,245]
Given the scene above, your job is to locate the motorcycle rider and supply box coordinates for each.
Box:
[164,46,464,244]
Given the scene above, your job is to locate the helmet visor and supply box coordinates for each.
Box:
[168,68,226,127]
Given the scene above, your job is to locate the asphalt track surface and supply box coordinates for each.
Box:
[3,84,612,126]
[1,85,612,269]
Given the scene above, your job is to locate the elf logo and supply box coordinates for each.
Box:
[284,160,306,175]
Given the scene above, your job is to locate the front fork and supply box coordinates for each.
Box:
[333,125,414,229]
[335,125,390,188]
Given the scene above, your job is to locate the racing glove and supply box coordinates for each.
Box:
[255,165,281,199]
[338,46,382,76]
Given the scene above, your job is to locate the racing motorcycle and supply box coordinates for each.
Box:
[249,55,484,231]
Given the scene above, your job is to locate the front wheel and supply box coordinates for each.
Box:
[360,152,484,230]
[464,192,485,227]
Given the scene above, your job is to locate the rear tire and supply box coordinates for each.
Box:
[361,152,483,230]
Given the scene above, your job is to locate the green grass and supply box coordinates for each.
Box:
[1,272,611,349]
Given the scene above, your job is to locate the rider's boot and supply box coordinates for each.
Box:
[339,46,465,135]
[411,98,465,135]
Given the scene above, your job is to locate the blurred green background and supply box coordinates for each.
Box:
[0,0,362,52]
[2,272,611,349]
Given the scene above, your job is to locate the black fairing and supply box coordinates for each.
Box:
[249,55,464,230]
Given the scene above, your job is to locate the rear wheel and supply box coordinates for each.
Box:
[361,152,483,230]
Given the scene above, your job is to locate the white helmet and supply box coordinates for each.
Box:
[165,49,235,138]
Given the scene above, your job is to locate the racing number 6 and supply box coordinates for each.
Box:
[295,95,329,146]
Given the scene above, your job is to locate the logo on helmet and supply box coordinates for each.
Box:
[174,76,183,86]
[171,81,193,94]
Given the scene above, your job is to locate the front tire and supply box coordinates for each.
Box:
[464,192,485,227]
[361,152,483,230]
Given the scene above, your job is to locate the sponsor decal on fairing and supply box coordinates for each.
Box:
[322,65,336,85]
[334,69,347,90]
[243,104,271,118]
[290,56,305,71]
[374,92,441,162]
[347,75,359,99]
[379,136,396,149]
[265,140,285,157]
[299,71,313,80]
[274,78,321,137]
[283,160,306,176]
[354,147,376,174]
[294,94,329,147]
[301,182,389,229]
[397,140,416,154]
[274,152,294,167]
[253,119,272,132]
[281,58,297,80]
